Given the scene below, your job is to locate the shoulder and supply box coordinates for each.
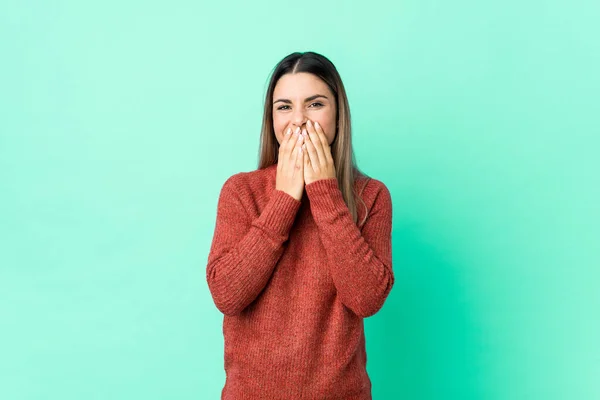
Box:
[356,176,392,222]
[356,175,391,203]
[351,175,392,228]
[221,170,247,190]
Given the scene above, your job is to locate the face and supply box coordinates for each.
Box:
[272,72,337,146]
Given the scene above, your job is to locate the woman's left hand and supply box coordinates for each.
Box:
[302,119,336,185]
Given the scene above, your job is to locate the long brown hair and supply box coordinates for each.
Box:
[258,51,371,227]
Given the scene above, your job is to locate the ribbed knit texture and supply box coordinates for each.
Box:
[206,163,394,400]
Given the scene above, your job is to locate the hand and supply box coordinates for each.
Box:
[301,119,336,185]
[276,127,305,201]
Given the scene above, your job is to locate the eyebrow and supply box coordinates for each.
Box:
[273,94,329,104]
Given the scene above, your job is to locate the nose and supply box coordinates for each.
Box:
[291,107,307,130]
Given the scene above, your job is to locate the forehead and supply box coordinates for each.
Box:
[273,72,331,98]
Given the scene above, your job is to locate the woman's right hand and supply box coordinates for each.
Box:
[276,127,305,201]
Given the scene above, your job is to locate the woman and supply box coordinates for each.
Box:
[206,51,394,400]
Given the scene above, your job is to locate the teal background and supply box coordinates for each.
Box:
[1,1,599,399]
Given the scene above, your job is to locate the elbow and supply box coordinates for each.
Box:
[214,300,246,316]
[206,269,247,316]
[207,284,247,316]
[207,279,247,316]
[346,274,394,318]
[349,300,384,319]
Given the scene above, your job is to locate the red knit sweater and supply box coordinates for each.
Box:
[206,163,394,400]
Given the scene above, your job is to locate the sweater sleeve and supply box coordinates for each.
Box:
[206,175,302,315]
[304,178,394,318]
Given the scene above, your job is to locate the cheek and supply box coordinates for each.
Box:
[314,116,337,143]
[272,115,286,143]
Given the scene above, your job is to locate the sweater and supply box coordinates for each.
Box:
[206,162,394,400]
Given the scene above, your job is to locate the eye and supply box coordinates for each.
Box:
[277,105,291,110]
[309,102,324,108]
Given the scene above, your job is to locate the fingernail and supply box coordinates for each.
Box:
[302,128,307,136]
[314,121,320,129]
[286,128,292,135]
[307,120,312,128]
[295,127,301,134]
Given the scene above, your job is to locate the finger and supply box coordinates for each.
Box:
[305,121,326,166]
[302,129,319,172]
[303,144,310,170]
[313,121,334,164]
[312,120,329,150]
[279,126,293,152]
[298,145,304,174]
[279,127,293,164]
[283,127,295,154]
[282,126,292,142]
[287,127,303,163]
[298,145,306,181]
[293,145,302,178]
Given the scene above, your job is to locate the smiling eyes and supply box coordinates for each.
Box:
[276,102,324,111]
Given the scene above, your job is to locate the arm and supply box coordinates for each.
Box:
[206,175,301,315]
[305,178,394,318]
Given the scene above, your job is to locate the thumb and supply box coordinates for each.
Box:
[303,145,309,168]
[298,146,304,175]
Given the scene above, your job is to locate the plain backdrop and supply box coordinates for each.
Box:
[1,1,599,399]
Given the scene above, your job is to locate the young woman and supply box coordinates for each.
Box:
[206,51,394,400]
